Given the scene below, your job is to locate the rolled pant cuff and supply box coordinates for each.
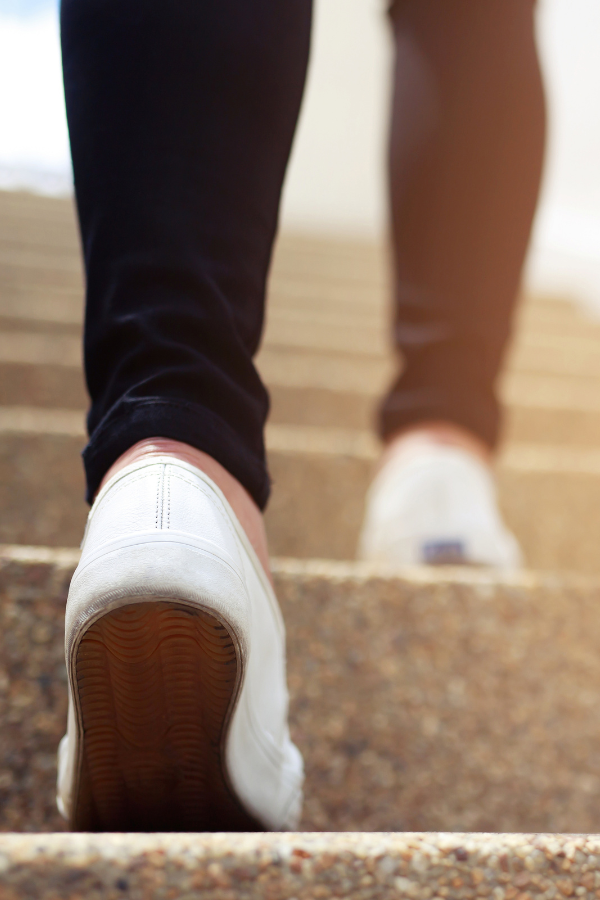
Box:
[82,397,270,509]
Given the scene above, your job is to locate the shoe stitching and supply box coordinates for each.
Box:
[155,466,162,530]
[96,461,234,541]
[159,463,166,529]
[89,464,238,552]
[85,470,162,540]
[166,469,171,530]
[71,458,298,825]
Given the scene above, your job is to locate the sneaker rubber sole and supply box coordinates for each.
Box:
[70,598,262,832]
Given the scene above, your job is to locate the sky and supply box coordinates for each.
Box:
[1,0,600,309]
[0,0,53,14]
[0,0,70,193]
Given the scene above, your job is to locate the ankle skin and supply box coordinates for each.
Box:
[381,421,493,472]
[99,438,272,582]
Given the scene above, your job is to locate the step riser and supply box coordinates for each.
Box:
[2,432,600,573]
[5,312,600,384]
[4,549,600,834]
[0,365,86,409]
[270,384,378,431]
[504,406,600,446]
[4,366,600,447]
[0,435,372,556]
[268,454,600,573]
[267,455,600,572]
[266,452,372,559]
[264,319,600,380]
[0,434,87,547]
[270,387,600,447]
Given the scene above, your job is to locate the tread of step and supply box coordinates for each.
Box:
[0,832,598,900]
[4,545,600,834]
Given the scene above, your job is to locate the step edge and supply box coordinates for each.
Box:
[0,543,598,591]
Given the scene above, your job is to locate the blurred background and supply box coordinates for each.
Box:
[1,0,600,311]
[6,0,600,838]
[2,0,600,575]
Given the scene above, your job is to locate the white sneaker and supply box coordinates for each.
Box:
[358,444,522,570]
[57,456,303,831]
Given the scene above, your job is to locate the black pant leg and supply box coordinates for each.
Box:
[380,0,545,448]
[60,0,312,506]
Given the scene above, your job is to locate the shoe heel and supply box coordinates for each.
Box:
[71,598,261,832]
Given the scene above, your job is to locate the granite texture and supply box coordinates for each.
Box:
[5,548,600,833]
[0,547,77,831]
[277,559,600,833]
[2,832,600,900]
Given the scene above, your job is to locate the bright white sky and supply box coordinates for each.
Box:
[1,0,600,306]
[0,0,69,192]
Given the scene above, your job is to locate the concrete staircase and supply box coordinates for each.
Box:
[4,543,600,836]
[4,188,600,894]
[3,191,600,569]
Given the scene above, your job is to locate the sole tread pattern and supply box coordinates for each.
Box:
[72,600,260,832]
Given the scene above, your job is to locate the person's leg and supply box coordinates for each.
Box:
[360,0,545,567]
[58,0,311,832]
[381,0,545,447]
[61,0,310,517]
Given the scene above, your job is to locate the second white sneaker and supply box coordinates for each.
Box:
[358,443,522,570]
[57,456,303,832]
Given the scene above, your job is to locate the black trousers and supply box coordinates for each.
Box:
[60,0,545,509]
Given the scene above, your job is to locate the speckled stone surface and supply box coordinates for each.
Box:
[0,547,77,831]
[2,832,600,899]
[277,559,600,834]
[6,548,600,833]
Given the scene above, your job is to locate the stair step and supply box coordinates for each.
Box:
[266,430,600,570]
[0,364,86,410]
[263,312,600,380]
[4,332,600,416]
[0,409,600,570]
[3,356,600,442]
[265,438,600,570]
[3,545,600,834]
[270,385,600,447]
[0,832,598,899]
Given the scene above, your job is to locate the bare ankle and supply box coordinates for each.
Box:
[381,420,492,471]
[99,438,272,582]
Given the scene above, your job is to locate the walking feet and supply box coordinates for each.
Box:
[57,441,303,832]
[358,423,523,570]
[57,423,517,831]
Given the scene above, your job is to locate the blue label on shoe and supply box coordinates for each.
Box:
[422,540,467,565]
